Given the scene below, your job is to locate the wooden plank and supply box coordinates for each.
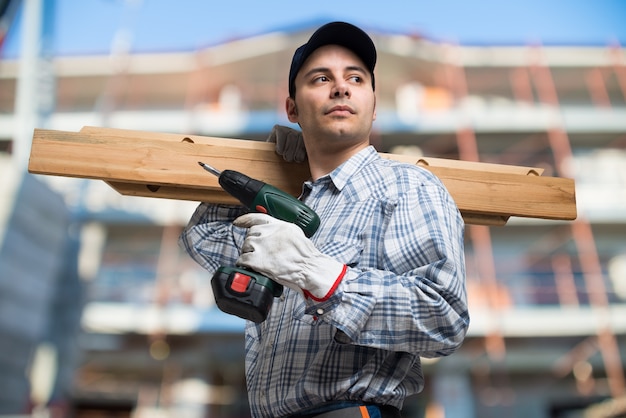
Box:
[103,181,512,226]
[425,166,576,221]
[381,152,544,176]
[104,181,237,204]
[81,126,545,176]
[28,128,577,225]
[29,128,310,196]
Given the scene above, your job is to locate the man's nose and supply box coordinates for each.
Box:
[331,82,350,98]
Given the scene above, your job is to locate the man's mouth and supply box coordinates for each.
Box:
[326,105,354,115]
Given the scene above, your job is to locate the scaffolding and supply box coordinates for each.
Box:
[438,39,626,410]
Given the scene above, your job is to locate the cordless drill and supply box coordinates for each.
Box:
[198,161,320,323]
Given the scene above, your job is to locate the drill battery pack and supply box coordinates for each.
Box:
[211,266,284,323]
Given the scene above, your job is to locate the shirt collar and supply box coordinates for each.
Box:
[326,146,379,191]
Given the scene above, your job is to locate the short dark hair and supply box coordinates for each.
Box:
[288,21,377,98]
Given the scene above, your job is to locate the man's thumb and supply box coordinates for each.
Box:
[233,213,274,228]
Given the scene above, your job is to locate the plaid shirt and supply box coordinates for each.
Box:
[180,146,469,417]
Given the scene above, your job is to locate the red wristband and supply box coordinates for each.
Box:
[303,264,348,302]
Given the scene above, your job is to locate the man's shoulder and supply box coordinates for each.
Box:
[370,153,443,186]
[344,154,447,203]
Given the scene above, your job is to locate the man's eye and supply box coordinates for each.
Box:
[314,76,329,83]
[349,75,362,83]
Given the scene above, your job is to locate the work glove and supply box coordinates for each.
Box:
[233,213,347,301]
[266,124,307,163]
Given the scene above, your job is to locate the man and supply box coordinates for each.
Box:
[180,22,469,418]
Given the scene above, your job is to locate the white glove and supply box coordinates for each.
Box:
[266,124,307,163]
[233,213,346,301]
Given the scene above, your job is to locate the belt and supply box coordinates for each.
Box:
[288,403,401,418]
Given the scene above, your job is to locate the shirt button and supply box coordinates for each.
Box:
[316,308,324,315]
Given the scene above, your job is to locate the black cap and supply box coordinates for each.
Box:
[288,21,377,98]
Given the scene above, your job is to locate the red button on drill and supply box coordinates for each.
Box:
[230,272,251,293]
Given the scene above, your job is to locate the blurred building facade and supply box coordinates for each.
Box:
[1,15,626,418]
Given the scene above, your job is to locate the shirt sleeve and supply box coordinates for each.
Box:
[178,203,247,273]
[309,181,469,358]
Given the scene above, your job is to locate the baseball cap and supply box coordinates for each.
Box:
[288,21,377,98]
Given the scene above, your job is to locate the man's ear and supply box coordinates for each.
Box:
[372,95,377,121]
[286,97,298,123]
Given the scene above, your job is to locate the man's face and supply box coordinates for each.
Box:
[287,44,376,149]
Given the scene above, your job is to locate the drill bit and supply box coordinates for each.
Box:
[198,161,221,178]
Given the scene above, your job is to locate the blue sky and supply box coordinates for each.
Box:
[2,0,626,58]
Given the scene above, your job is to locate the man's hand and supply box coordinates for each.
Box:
[266,125,307,163]
[233,213,346,301]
